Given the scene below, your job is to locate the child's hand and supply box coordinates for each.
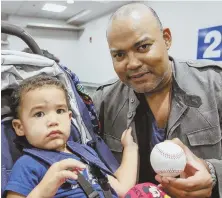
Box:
[28,158,86,198]
[121,127,138,150]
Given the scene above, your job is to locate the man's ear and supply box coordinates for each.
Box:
[12,119,25,136]
[163,28,172,50]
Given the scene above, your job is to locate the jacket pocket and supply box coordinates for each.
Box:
[186,125,222,159]
[187,125,221,146]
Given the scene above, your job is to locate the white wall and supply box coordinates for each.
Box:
[147,1,222,60]
[3,2,222,84]
[5,16,79,71]
[76,14,116,84]
[77,1,222,84]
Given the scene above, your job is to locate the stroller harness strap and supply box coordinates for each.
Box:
[77,172,100,198]
[23,141,115,198]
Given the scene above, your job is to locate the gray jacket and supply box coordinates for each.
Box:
[93,57,222,197]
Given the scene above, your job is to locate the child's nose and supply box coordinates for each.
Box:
[48,121,58,127]
[47,114,59,127]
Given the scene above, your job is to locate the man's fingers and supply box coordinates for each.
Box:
[168,138,191,157]
[155,174,163,183]
[155,174,170,184]
[162,183,212,198]
[55,158,86,171]
[166,138,202,169]
[162,171,211,191]
[187,187,212,198]
[157,184,164,191]
[184,163,199,176]
[169,138,185,149]
[170,138,198,161]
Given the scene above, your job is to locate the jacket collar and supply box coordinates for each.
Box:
[128,56,202,111]
[127,56,204,134]
[170,56,202,108]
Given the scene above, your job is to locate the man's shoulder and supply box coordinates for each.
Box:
[96,77,120,91]
[95,77,128,98]
[179,59,222,70]
[174,58,222,94]
[93,77,129,107]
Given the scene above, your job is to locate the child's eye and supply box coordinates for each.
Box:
[34,112,44,117]
[57,109,66,114]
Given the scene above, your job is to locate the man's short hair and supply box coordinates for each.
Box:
[107,3,163,36]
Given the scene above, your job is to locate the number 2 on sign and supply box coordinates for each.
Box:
[203,30,221,58]
[197,26,222,61]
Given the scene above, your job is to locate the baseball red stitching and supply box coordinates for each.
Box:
[156,169,183,174]
[155,144,184,159]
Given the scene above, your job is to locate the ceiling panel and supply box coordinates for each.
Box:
[36,1,69,19]
[1,1,132,25]
[16,1,44,17]
[1,1,24,15]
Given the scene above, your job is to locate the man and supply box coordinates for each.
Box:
[93,3,222,198]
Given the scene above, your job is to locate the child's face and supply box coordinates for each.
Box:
[12,86,72,152]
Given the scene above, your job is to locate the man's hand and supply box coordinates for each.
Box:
[27,158,86,198]
[121,127,138,150]
[155,138,213,198]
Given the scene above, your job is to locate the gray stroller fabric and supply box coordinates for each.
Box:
[1,50,92,143]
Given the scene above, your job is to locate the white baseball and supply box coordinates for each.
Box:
[150,142,186,177]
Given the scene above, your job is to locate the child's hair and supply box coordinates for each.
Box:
[11,75,71,118]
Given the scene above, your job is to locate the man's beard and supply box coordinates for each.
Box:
[125,65,172,94]
[124,76,164,93]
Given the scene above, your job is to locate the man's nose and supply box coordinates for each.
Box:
[127,51,142,70]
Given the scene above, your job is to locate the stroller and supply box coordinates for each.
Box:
[1,21,119,197]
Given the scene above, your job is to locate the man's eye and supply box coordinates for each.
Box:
[34,112,44,117]
[113,53,125,61]
[138,44,150,52]
[115,53,124,57]
[57,109,66,114]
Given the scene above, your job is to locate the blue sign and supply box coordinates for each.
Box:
[197,25,222,61]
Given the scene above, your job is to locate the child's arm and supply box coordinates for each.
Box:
[108,127,138,197]
[6,192,25,198]
[6,158,86,198]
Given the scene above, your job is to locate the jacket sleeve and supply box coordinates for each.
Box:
[92,77,119,117]
[92,88,104,119]
[207,159,222,197]
[92,88,106,140]
[208,68,222,197]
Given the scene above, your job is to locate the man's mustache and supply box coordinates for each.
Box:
[126,67,152,77]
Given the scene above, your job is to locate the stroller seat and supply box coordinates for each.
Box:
[1,22,119,197]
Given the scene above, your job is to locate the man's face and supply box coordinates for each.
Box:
[107,11,172,93]
[12,86,72,152]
